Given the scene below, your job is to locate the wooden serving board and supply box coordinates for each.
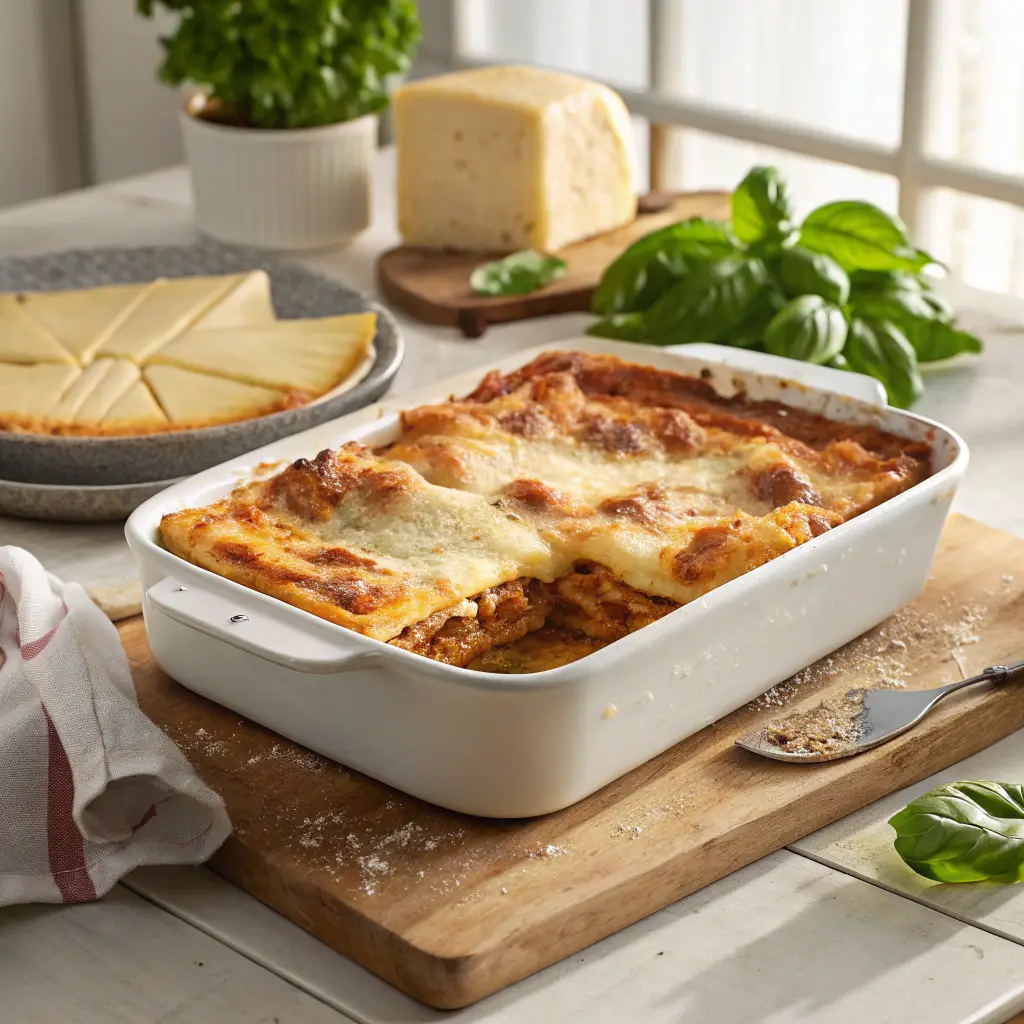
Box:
[377,190,730,337]
[127,514,1024,1009]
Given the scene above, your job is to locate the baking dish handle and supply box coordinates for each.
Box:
[664,343,888,406]
[146,576,383,676]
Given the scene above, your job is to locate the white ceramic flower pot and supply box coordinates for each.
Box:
[180,99,376,252]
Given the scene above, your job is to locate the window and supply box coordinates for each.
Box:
[418,0,1024,297]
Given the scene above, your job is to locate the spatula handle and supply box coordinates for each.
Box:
[937,659,1024,699]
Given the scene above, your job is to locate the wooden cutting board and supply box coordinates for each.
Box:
[376,190,730,337]
[126,514,1024,1010]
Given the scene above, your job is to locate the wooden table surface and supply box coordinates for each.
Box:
[2,151,1024,1023]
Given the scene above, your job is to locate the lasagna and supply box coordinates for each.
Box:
[160,351,931,673]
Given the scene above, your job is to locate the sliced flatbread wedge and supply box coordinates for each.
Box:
[101,379,168,432]
[16,281,153,362]
[0,362,79,419]
[71,359,141,425]
[96,274,245,363]
[190,270,276,330]
[151,320,375,395]
[144,364,287,427]
[0,297,75,364]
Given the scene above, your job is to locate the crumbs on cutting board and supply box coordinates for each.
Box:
[747,595,992,713]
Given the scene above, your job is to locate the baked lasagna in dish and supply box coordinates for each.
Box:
[160,351,932,673]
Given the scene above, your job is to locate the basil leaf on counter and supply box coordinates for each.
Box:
[763,295,847,365]
[777,247,850,304]
[889,781,1024,883]
[799,201,931,273]
[731,166,794,245]
[904,320,983,363]
[844,318,923,408]
[644,256,769,345]
[469,250,567,297]
[591,218,737,315]
[586,313,650,342]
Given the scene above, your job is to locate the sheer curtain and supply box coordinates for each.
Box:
[460,0,1024,297]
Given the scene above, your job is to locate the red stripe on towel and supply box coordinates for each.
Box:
[21,623,60,661]
[43,709,96,903]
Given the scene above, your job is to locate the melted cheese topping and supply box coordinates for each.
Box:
[161,352,931,661]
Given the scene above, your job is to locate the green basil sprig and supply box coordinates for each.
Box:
[470,251,567,297]
[586,164,983,405]
[889,781,1024,883]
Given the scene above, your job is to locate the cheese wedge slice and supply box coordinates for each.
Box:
[71,359,141,424]
[97,275,244,363]
[0,297,75,364]
[190,271,276,330]
[16,282,153,362]
[0,362,79,417]
[101,380,169,431]
[152,315,376,394]
[144,364,286,426]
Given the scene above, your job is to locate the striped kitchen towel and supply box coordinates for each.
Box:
[0,545,231,906]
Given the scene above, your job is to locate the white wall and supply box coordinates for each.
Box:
[0,0,83,208]
[75,0,183,184]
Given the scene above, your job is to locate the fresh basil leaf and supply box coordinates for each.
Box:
[828,353,851,370]
[591,218,737,315]
[852,287,938,329]
[920,289,956,323]
[644,256,769,345]
[470,251,567,297]
[731,167,794,245]
[728,289,787,349]
[763,295,847,365]
[586,313,650,342]
[852,287,982,363]
[889,781,1024,883]
[848,269,925,296]
[905,320,984,363]
[777,247,850,304]
[799,201,931,273]
[844,318,923,407]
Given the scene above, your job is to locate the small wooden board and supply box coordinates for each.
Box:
[377,191,730,337]
[128,514,1024,1009]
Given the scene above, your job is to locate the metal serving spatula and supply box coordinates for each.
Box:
[736,660,1024,763]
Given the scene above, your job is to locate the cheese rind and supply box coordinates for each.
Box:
[394,65,637,252]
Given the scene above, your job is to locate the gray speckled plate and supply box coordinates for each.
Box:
[0,474,183,523]
[0,241,403,486]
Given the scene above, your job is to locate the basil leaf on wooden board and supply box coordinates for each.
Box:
[731,167,794,245]
[844,318,923,407]
[586,313,650,342]
[799,201,932,273]
[777,247,850,304]
[889,781,1024,883]
[763,295,847,365]
[644,256,769,345]
[591,219,738,315]
[469,251,567,297]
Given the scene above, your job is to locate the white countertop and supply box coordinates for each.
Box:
[2,151,1024,1024]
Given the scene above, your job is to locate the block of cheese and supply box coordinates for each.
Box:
[394,65,637,253]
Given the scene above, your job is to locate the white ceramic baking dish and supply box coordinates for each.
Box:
[126,339,967,818]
